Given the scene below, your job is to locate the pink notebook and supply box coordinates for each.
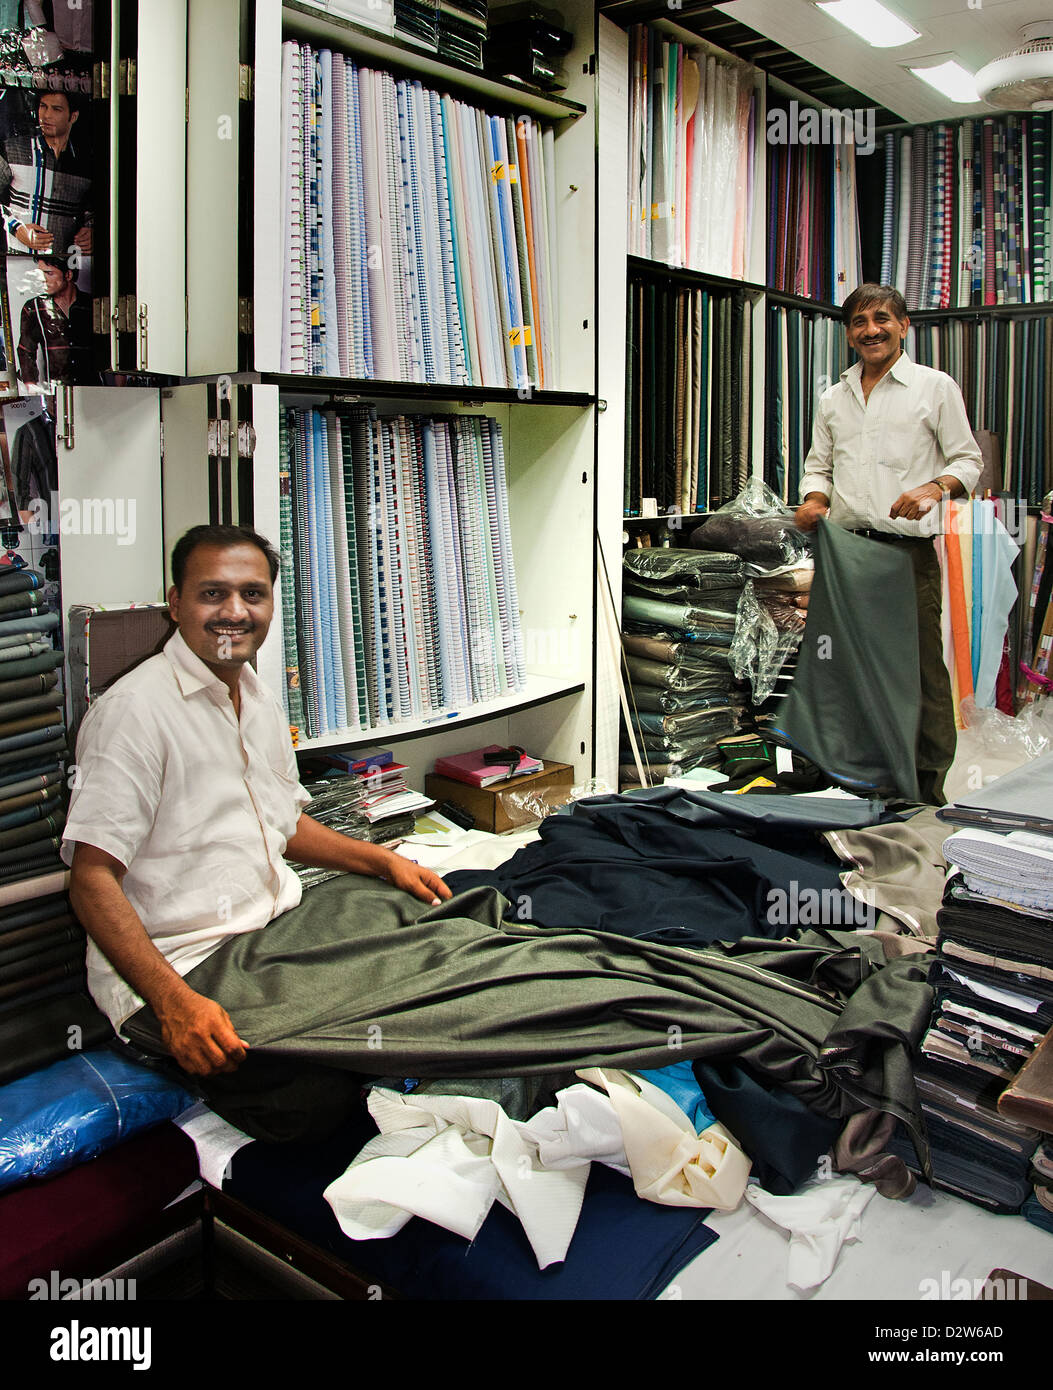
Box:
[432,745,544,789]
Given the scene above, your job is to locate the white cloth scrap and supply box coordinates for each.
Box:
[323,1070,751,1269]
[743,1175,875,1292]
[942,828,1053,912]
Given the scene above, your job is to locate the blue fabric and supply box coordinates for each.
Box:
[223,1106,720,1299]
[0,1049,193,1192]
[635,1060,715,1133]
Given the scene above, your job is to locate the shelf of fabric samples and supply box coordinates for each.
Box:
[883,758,1053,1225]
[618,487,811,792]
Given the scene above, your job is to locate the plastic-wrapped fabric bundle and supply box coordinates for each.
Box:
[634,717,737,756]
[623,576,742,616]
[625,655,732,691]
[756,591,808,632]
[631,707,734,739]
[688,476,812,571]
[630,686,732,714]
[623,549,745,588]
[729,582,800,703]
[622,595,736,639]
[621,632,729,670]
[0,1049,194,1192]
[754,565,813,593]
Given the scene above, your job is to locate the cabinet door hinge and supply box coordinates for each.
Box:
[117,57,137,96]
[238,297,254,334]
[236,422,257,457]
[159,420,164,460]
[94,61,110,100]
[239,64,254,101]
[208,419,231,458]
[93,296,111,335]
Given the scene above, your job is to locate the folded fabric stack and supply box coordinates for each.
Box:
[0,568,67,884]
[288,770,430,890]
[438,0,487,69]
[620,549,746,786]
[484,2,571,92]
[887,758,1053,1214]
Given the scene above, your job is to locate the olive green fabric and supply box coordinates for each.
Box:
[122,875,933,1167]
[772,521,923,801]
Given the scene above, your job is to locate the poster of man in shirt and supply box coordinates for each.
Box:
[10,252,92,389]
[0,85,93,289]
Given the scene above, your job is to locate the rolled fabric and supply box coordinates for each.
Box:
[0,693,63,722]
[0,611,60,637]
[0,724,66,754]
[0,589,46,615]
[0,642,52,663]
[0,711,67,740]
[0,737,67,769]
[0,652,63,681]
[0,569,42,598]
[0,672,59,703]
[944,503,974,703]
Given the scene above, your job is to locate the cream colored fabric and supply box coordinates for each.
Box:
[578,1068,751,1210]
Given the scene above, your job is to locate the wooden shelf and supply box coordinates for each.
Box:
[765,287,842,317]
[907,303,1053,322]
[282,1,587,119]
[291,676,586,753]
[258,373,595,407]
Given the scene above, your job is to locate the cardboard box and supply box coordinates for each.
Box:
[425,761,574,833]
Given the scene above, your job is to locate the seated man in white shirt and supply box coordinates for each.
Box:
[794,283,982,804]
[64,524,452,1091]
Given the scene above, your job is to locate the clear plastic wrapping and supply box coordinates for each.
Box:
[625,654,733,691]
[690,476,813,571]
[943,695,1053,805]
[623,548,745,588]
[729,580,801,703]
[0,1049,193,1192]
[494,778,612,829]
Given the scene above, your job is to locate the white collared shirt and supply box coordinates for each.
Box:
[61,628,311,1031]
[800,353,983,534]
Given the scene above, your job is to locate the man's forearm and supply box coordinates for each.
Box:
[284,811,398,878]
[70,858,196,1015]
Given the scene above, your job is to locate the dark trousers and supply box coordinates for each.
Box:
[871,536,957,806]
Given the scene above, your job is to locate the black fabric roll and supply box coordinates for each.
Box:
[0,910,75,945]
[0,670,59,703]
[0,923,84,969]
[0,814,65,851]
[0,651,63,681]
[0,833,63,866]
[0,956,85,1004]
[0,989,112,1084]
[0,893,70,931]
[0,569,42,598]
[0,588,46,614]
[0,939,83,985]
[0,691,63,722]
[0,785,62,817]
[0,710,65,740]
[0,736,66,768]
[0,974,82,1019]
[0,854,67,883]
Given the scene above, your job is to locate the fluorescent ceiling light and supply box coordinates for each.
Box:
[815,0,920,48]
[908,59,981,103]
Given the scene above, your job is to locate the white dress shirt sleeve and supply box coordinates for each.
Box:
[60,693,164,870]
[933,375,983,495]
[800,393,834,502]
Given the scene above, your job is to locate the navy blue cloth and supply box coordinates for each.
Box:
[446,790,864,946]
[692,1060,841,1195]
[223,1104,720,1300]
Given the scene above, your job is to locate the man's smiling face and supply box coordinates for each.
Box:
[167,542,274,676]
[846,299,909,375]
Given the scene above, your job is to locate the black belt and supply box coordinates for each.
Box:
[849,529,932,543]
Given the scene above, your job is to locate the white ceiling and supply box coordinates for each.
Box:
[715,0,1053,122]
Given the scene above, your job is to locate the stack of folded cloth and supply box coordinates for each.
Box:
[620,549,746,787]
[0,567,67,885]
[287,771,418,890]
[884,757,1053,1214]
[438,0,487,67]
[484,2,572,91]
[688,507,811,724]
[395,0,440,49]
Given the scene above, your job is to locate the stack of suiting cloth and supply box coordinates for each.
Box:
[887,752,1053,1216]
[395,0,440,51]
[484,3,572,91]
[0,561,109,1092]
[438,0,487,67]
[0,566,67,886]
[687,490,812,738]
[620,548,746,787]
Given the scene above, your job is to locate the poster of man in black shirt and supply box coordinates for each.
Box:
[16,253,91,388]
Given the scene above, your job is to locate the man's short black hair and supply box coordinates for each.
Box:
[38,89,80,117]
[36,253,72,275]
[170,524,280,592]
[841,283,909,326]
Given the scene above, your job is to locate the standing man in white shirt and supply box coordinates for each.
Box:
[63,525,451,1088]
[794,283,983,804]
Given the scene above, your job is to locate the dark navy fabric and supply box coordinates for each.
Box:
[223,1103,720,1300]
